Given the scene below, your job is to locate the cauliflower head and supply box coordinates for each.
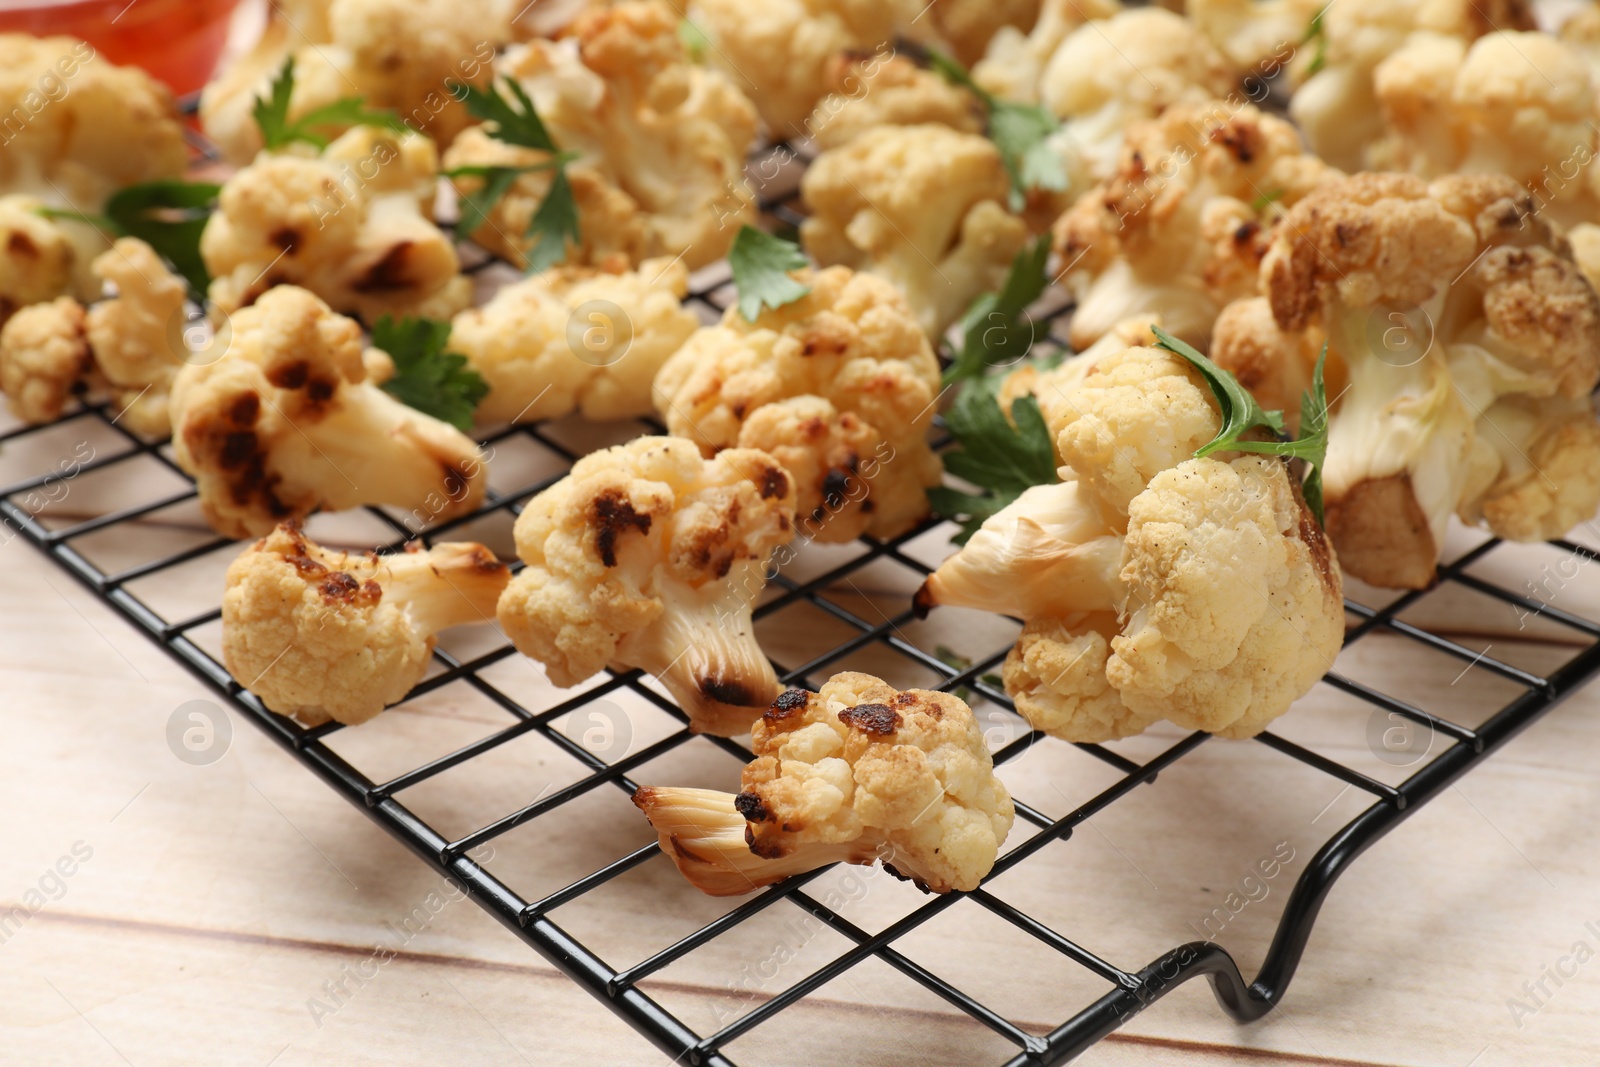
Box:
[806,52,984,151]
[0,195,80,327]
[223,523,509,725]
[924,0,1042,66]
[652,266,943,542]
[686,0,941,136]
[971,0,1120,105]
[919,345,1343,741]
[84,239,190,436]
[1051,100,1341,351]
[0,296,93,425]
[1190,0,1322,72]
[198,0,509,163]
[169,285,488,539]
[497,436,797,736]
[801,123,1029,338]
[443,2,759,272]
[450,256,698,424]
[0,34,187,208]
[1215,173,1600,588]
[203,126,470,322]
[1286,0,1536,172]
[633,671,1015,895]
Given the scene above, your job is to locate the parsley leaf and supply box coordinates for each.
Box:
[926,47,1065,209]
[462,78,557,152]
[728,225,811,321]
[253,57,408,151]
[944,235,1050,386]
[102,180,222,294]
[1151,326,1330,524]
[1302,7,1329,76]
[1252,188,1286,212]
[371,316,489,431]
[929,381,1057,544]
[678,18,710,62]
[444,164,532,238]
[524,166,582,274]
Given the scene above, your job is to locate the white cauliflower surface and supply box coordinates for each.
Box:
[223,522,509,725]
[442,1,759,272]
[919,345,1344,741]
[169,285,488,539]
[497,436,798,737]
[633,671,1015,895]
[653,266,943,543]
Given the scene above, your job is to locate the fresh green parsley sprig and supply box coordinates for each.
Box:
[253,58,410,151]
[40,180,222,294]
[1151,326,1330,524]
[728,225,811,321]
[458,79,582,273]
[1301,7,1329,77]
[371,316,489,431]
[927,378,1058,545]
[943,235,1051,386]
[925,48,1066,210]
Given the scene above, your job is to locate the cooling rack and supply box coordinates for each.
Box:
[5,135,1600,1067]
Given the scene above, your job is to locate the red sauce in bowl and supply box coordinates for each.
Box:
[0,0,241,97]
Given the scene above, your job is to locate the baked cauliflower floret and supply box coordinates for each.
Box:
[801,124,1028,338]
[443,2,758,271]
[84,239,189,436]
[0,196,79,327]
[1456,395,1600,542]
[0,297,93,424]
[497,436,797,736]
[971,0,1120,105]
[1051,100,1341,351]
[806,52,984,151]
[687,0,941,137]
[449,257,698,424]
[0,34,188,208]
[222,523,509,725]
[925,0,1042,65]
[653,266,943,542]
[920,347,1342,741]
[1213,173,1600,589]
[203,126,469,322]
[1286,0,1536,173]
[633,672,1015,895]
[1189,0,1321,71]
[1369,31,1600,226]
[170,286,488,539]
[198,0,507,163]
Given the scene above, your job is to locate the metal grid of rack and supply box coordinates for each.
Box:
[5,139,1600,1066]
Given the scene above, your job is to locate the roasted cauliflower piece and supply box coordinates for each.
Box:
[686,0,942,137]
[443,1,758,271]
[1189,0,1322,71]
[1051,100,1341,351]
[198,0,508,163]
[919,345,1344,741]
[0,34,188,208]
[924,0,1042,65]
[222,522,509,725]
[449,257,698,424]
[0,296,94,425]
[801,124,1028,339]
[1211,173,1600,589]
[653,266,943,543]
[170,286,488,539]
[0,196,80,327]
[497,436,797,736]
[1285,0,1536,173]
[83,239,190,436]
[806,52,984,151]
[203,126,469,322]
[969,0,1120,105]
[633,671,1015,895]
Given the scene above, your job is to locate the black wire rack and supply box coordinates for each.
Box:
[5,136,1600,1067]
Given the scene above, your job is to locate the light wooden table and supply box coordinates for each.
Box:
[3,427,1600,1067]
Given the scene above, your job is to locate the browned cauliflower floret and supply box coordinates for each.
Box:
[0,296,93,424]
[633,672,1015,895]
[686,0,943,137]
[653,267,943,543]
[802,124,1028,338]
[169,286,488,539]
[497,436,797,736]
[222,522,509,725]
[0,34,188,208]
[918,346,1344,741]
[923,0,1042,65]
[1285,0,1536,173]
[969,0,1120,105]
[0,196,80,327]
[198,0,509,163]
[203,127,469,321]
[1213,173,1600,589]
[1052,100,1341,351]
[806,52,984,151]
[449,257,698,424]
[83,239,189,436]
[443,2,758,271]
